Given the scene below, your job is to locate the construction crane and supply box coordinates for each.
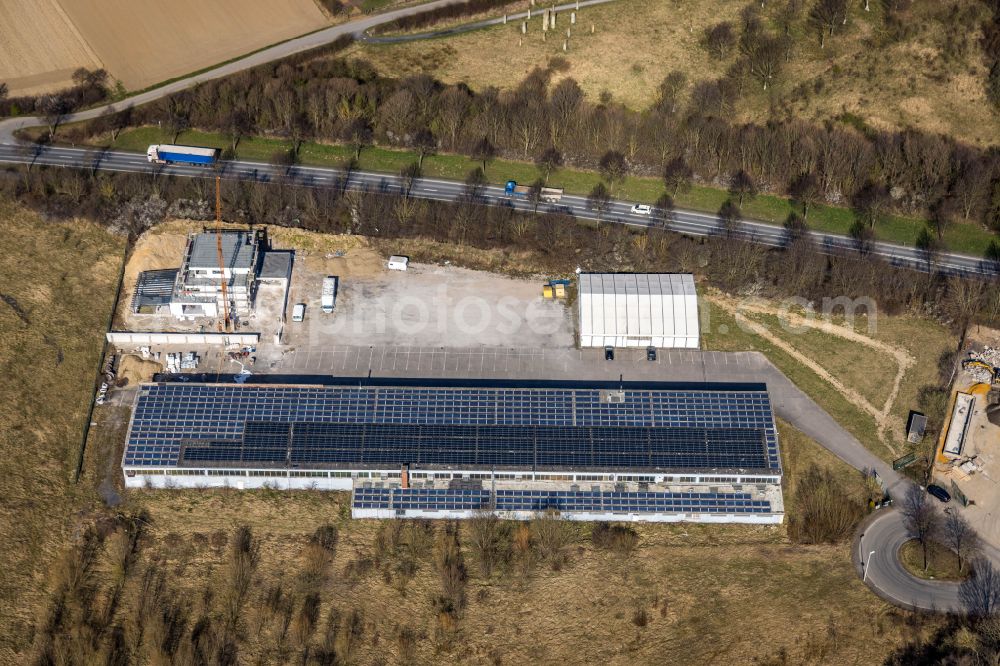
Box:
[215,176,231,332]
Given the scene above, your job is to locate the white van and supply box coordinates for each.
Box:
[291,303,306,322]
[387,255,409,271]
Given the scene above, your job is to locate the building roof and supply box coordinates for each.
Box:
[578,273,699,348]
[259,251,293,279]
[187,232,256,270]
[123,380,780,474]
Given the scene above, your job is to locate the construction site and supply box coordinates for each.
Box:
[929,325,1000,544]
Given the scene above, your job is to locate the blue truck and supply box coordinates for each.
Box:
[146,144,220,166]
[504,180,564,203]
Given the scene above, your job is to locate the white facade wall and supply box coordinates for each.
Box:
[352,507,783,524]
[107,331,259,346]
[579,273,699,348]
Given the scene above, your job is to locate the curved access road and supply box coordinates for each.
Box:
[856,509,964,612]
[0,0,468,143]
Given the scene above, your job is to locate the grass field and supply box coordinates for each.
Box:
[347,0,1000,148]
[0,199,944,661]
[99,125,998,257]
[0,203,123,660]
[31,417,937,664]
[900,539,968,582]
[699,295,957,463]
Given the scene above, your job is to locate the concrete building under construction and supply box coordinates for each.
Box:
[168,231,262,320]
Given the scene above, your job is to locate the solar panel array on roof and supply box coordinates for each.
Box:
[123,382,780,474]
[352,488,775,515]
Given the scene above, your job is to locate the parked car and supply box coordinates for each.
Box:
[604,346,615,361]
[291,303,306,322]
[646,346,657,361]
[630,204,652,215]
[927,484,951,503]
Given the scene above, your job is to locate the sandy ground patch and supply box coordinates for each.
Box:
[117,354,163,384]
[0,0,102,96]
[55,0,328,90]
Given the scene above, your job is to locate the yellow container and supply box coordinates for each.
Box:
[542,285,554,298]
[554,284,566,298]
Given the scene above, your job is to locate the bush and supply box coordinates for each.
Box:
[787,465,865,544]
[591,522,639,555]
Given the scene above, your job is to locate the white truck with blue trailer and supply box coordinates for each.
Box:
[146,144,220,166]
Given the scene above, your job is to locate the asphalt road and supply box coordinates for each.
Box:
[859,509,964,612]
[0,0,995,612]
[0,0,464,144]
[0,143,996,280]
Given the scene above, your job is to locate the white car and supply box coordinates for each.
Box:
[630,204,652,215]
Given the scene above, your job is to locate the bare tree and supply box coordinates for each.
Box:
[853,181,891,229]
[663,157,693,197]
[598,150,628,193]
[223,525,261,632]
[915,225,939,272]
[810,0,849,48]
[653,193,675,227]
[467,511,511,578]
[535,147,563,185]
[900,486,941,571]
[943,511,979,573]
[399,161,421,198]
[741,33,787,89]
[788,171,822,219]
[729,170,758,207]
[42,95,73,138]
[961,558,1000,617]
[705,22,738,59]
[412,128,437,169]
[470,136,496,174]
[587,182,611,221]
[718,199,742,235]
[654,72,687,115]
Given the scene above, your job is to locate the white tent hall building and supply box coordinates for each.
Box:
[578,273,699,349]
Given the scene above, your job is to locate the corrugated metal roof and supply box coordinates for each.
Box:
[578,273,699,348]
[187,232,255,270]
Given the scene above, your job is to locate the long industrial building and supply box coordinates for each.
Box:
[122,379,783,523]
[578,273,699,349]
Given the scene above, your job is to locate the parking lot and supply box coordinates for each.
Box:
[258,343,764,382]
[280,262,575,350]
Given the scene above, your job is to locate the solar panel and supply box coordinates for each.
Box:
[124,382,781,474]
[351,488,775,515]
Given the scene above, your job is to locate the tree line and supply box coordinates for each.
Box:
[56,20,1000,243]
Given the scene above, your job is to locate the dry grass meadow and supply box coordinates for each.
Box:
[350,0,1000,146]
[0,201,944,662]
[0,202,124,660]
[0,0,102,95]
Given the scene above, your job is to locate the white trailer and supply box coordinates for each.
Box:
[146,144,220,165]
[321,276,338,313]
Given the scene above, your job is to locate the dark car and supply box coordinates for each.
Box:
[604,346,615,361]
[927,484,951,503]
[646,346,657,362]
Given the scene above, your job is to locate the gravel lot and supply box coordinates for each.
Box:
[282,262,575,349]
